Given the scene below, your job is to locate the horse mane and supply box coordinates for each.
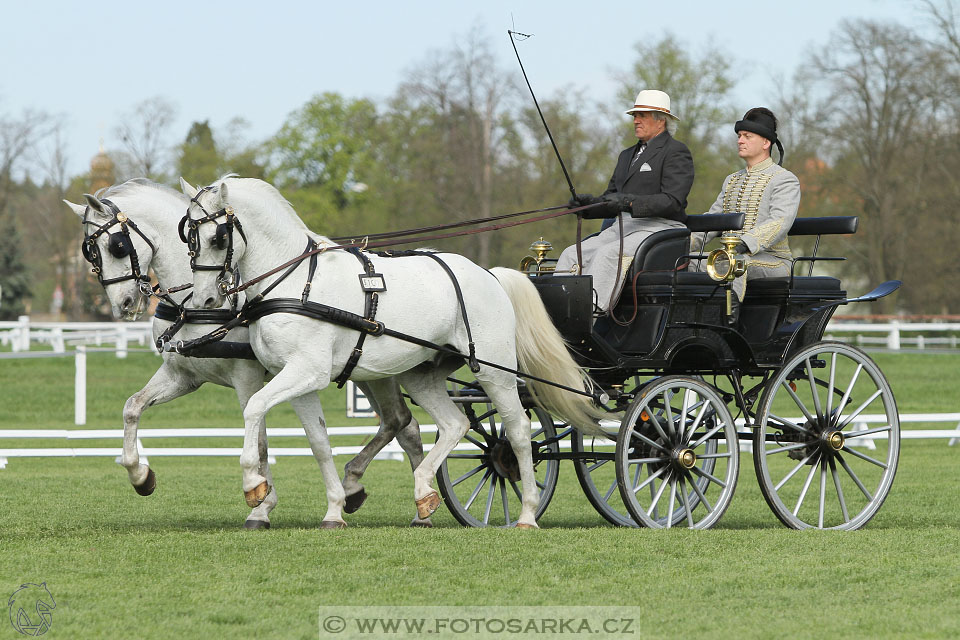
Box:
[218,176,334,245]
[100,178,184,201]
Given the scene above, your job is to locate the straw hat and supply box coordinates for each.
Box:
[625,89,680,121]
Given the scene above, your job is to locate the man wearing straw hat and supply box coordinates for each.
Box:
[556,89,694,314]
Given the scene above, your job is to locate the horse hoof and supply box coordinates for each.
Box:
[515,522,538,530]
[410,517,433,528]
[415,491,442,519]
[133,469,156,496]
[243,519,270,530]
[320,520,347,530]
[344,488,368,514]
[244,481,270,508]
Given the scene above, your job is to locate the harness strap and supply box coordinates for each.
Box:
[238,298,598,401]
[373,250,480,373]
[333,247,381,387]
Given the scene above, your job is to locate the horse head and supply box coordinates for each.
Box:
[180,177,247,310]
[64,192,157,320]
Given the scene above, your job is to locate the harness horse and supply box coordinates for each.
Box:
[178,176,607,529]
[65,180,432,528]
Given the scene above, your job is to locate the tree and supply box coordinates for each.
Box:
[0,213,31,318]
[176,118,266,186]
[266,92,378,232]
[370,26,518,265]
[805,20,942,312]
[177,120,220,186]
[115,96,177,180]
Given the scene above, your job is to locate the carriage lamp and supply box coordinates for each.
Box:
[519,237,555,273]
[706,233,747,317]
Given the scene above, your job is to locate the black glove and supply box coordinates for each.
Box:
[568,193,600,208]
[602,193,633,213]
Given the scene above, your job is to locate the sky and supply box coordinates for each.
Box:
[0,0,923,178]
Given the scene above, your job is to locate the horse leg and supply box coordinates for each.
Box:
[397,370,471,520]
[342,379,432,527]
[238,366,345,528]
[287,392,347,528]
[233,372,277,530]
[481,381,539,528]
[394,415,433,527]
[121,363,200,493]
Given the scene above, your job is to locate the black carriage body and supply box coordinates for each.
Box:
[530,220,849,386]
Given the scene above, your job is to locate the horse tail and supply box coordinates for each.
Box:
[490,267,609,436]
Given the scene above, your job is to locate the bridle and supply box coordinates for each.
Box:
[179,186,247,296]
[81,198,156,296]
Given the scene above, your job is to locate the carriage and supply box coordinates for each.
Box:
[435,213,901,530]
[70,177,900,531]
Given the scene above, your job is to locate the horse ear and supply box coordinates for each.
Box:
[218,181,230,205]
[83,193,108,214]
[63,199,87,219]
[180,177,199,199]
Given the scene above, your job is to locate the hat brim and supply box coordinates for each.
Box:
[625,107,680,121]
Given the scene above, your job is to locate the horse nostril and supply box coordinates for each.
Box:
[204,297,218,309]
[121,296,135,311]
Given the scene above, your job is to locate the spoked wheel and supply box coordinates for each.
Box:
[435,402,559,528]
[616,376,739,529]
[753,341,899,530]
[572,421,636,527]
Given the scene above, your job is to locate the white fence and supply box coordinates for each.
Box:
[1,416,958,470]
[4,317,960,355]
[0,316,153,357]
[825,320,960,350]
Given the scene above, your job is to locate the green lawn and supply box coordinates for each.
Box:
[1,350,959,638]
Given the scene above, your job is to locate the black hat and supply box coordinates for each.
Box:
[734,107,784,165]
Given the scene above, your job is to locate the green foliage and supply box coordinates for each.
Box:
[0,211,31,318]
[266,93,378,232]
[177,120,221,186]
[175,120,267,187]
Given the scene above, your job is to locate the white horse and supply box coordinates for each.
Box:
[180,176,606,528]
[64,179,430,528]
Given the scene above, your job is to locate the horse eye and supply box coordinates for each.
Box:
[215,224,229,250]
[108,233,131,259]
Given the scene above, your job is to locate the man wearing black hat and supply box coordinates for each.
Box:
[692,107,800,303]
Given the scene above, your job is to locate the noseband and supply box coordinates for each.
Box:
[82,198,156,292]
[180,187,247,295]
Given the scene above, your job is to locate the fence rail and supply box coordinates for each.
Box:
[1,415,957,469]
[5,317,960,355]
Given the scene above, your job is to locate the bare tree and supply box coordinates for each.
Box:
[394,25,518,265]
[806,20,941,312]
[115,96,178,180]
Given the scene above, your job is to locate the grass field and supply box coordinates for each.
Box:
[2,349,960,638]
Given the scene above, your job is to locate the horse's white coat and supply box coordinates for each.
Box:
[65,180,429,527]
[184,177,606,527]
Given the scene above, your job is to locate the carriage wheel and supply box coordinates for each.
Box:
[615,376,739,529]
[571,421,637,527]
[753,341,899,530]
[435,404,559,527]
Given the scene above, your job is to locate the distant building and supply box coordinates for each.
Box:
[89,142,115,193]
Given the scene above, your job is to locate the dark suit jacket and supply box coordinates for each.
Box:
[602,130,694,223]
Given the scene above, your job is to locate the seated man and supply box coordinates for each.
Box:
[556,89,694,314]
[691,107,801,304]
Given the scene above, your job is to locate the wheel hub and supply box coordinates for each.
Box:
[490,440,521,482]
[673,447,697,470]
[822,430,845,451]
